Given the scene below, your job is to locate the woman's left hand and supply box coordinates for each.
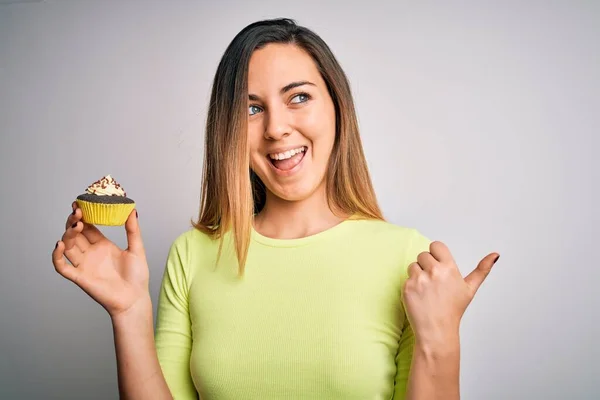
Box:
[402,241,500,348]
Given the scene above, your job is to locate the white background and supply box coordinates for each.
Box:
[0,0,597,398]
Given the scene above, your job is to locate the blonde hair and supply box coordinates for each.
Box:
[193,18,384,275]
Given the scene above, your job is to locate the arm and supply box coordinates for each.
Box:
[52,209,176,400]
[392,312,460,400]
[397,230,499,400]
[112,232,197,400]
[405,335,460,400]
[52,207,175,400]
[154,232,198,399]
[112,296,173,400]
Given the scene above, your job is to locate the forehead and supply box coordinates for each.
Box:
[247,43,322,90]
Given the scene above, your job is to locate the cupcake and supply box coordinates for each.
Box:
[75,175,135,226]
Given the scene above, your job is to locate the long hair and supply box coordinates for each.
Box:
[193,18,384,276]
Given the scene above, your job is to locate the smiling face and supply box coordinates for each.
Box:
[247,43,336,204]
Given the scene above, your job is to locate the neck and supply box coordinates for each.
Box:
[254,182,347,240]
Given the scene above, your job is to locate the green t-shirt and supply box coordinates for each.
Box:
[155,218,431,399]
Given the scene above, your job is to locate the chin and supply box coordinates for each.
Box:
[256,174,323,203]
[270,181,319,202]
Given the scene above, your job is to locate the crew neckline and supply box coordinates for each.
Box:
[251,216,355,248]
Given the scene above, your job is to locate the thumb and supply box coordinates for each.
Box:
[125,209,144,255]
[464,253,500,295]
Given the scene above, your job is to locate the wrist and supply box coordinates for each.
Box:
[415,330,460,359]
[110,294,154,329]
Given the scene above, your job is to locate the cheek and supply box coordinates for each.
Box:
[248,124,263,150]
[301,104,336,143]
[248,126,265,166]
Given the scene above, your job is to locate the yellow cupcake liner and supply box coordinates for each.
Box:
[76,199,136,226]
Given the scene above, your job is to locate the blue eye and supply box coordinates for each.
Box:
[291,93,310,104]
[249,105,262,116]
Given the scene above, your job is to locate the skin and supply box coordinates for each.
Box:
[53,207,170,399]
[248,43,344,239]
[51,43,499,400]
[403,243,499,399]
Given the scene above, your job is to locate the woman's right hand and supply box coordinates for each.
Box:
[52,202,150,319]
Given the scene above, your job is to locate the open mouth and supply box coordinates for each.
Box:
[267,146,307,172]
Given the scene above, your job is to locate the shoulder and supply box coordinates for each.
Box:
[168,226,237,266]
[163,228,227,286]
[346,218,428,244]
[169,227,216,252]
[166,227,221,269]
[345,218,432,261]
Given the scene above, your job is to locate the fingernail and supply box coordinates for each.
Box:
[493,255,500,264]
[55,241,58,249]
[72,222,77,228]
[136,210,138,218]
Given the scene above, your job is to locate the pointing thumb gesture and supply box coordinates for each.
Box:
[402,239,500,345]
[465,253,500,296]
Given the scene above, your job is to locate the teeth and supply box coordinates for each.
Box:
[269,146,306,161]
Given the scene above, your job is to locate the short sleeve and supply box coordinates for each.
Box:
[155,233,198,399]
[393,229,432,400]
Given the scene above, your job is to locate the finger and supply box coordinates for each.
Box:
[125,209,144,255]
[429,241,455,264]
[62,220,82,251]
[52,241,81,284]
[69,202,106,244]
[465,253,500,295]
[80,222,105,244]
[61,222,87,265]
[66,207,91,251]
[417,251,437,271]
[74,233,91,253]
[64,244,85,267]
[65,204,82,230]
[62,209,90,255]
[407,262,423,278]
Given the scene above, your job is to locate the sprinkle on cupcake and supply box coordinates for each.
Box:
[85,175,127,197]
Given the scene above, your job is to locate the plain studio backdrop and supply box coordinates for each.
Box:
[0,1,597,399]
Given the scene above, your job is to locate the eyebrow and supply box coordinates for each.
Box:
[248,80,316,101]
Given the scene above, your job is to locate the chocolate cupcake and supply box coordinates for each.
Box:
[75,175,135,226]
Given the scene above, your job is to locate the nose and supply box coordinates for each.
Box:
[263,106,291,141]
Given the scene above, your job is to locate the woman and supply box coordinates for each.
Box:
[52,18,499,399]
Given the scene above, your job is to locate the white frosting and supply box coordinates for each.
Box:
[85,174,126,196]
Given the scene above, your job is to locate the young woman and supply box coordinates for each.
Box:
[52,18,499,400]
